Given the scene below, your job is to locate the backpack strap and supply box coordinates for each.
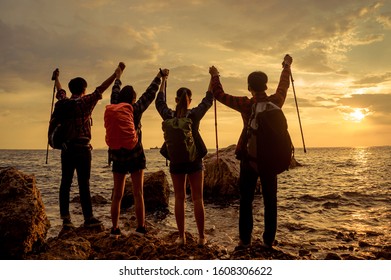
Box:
[265,101,280,110]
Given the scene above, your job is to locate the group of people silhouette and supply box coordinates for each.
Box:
[50,54,293,249]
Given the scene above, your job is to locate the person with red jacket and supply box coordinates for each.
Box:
[209,54,293,249]
[51,64,123,229]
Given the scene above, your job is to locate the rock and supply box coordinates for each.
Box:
[290,156,302,168]
[325,252,341,260]
[0,167,50,259]
[203,145,302,200]
[122,170,170,211]
[28,225,227,260]
[203,145,241,199]
[358,241,370,247]
[35,236,92,260]
[230,239,298,260]
[374,245,391,259]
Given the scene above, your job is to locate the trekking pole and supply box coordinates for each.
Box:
[160,68,169,166]
[214,98,219,162]
[289,69,307,153]
[45,69,57,164]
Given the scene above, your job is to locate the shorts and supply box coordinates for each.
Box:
[169,159,204,174]
[110,146,146,174]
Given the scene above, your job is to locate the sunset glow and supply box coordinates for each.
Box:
[0,0,391,149]
[348,108,370,122]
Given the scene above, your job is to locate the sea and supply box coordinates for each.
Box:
[0,146,390,259]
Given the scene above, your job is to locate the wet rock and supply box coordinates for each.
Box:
[203,145,241,199]
[0,167,50,259]
[290,156,303,168]
[122,170,170,211]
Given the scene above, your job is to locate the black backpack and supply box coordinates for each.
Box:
[247,102,293,174]
[48,99,79,149]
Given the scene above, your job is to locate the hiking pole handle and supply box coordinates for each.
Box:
[51,68,58,81]
[290,70,307,153]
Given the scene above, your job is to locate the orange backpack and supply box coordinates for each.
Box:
[104,103,138,150]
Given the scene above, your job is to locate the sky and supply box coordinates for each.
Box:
[1,0,391,150]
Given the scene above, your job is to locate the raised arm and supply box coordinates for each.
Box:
[96,62,125,94]
[52,68,67,100]
[269,54,292,108]
[209,66,252,112]
[110,63,125,104]
[133,68,167,115]
[155,69,174,120]
[189,90,214,121]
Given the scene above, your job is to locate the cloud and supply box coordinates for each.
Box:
[337,93,391,125]
[199,1,388,75]
[377,12,391,29]
[1,0,391,149]
[353,72,391,86]
[338,93,391,112]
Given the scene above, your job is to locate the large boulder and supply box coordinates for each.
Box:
[0,167,50,259]
[203,145,303,200]
[122,170,170,211]
[203,145,241,199]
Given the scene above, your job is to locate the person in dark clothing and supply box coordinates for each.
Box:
[209,54,293,248]
[52,64,123,228]
[155,73,213,246]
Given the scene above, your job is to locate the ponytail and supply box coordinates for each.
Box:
[175,88,191,118]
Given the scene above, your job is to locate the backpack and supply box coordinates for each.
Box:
[161,114,197,164]
[48,99,79,149]
[247,101,293,175]
[104,103,138,150]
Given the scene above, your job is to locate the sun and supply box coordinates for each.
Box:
[348,108,369,122]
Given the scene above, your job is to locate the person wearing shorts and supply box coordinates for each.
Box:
[108,66,168,237]
[155,72,213,246]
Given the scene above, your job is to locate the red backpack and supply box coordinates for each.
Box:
[104,103,138,150]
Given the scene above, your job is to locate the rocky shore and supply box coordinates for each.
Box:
[25,223,300,260]
[0,165,298,260]
[1,147,390,260]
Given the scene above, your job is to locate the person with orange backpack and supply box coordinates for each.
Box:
[104,65,169,238]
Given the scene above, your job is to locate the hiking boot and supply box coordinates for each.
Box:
[135,226,147,236]
[110,227,121,238]
[62,218,75,228]
[261,240,273,250]
[235,239,251,251]
[84,217,102,228]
